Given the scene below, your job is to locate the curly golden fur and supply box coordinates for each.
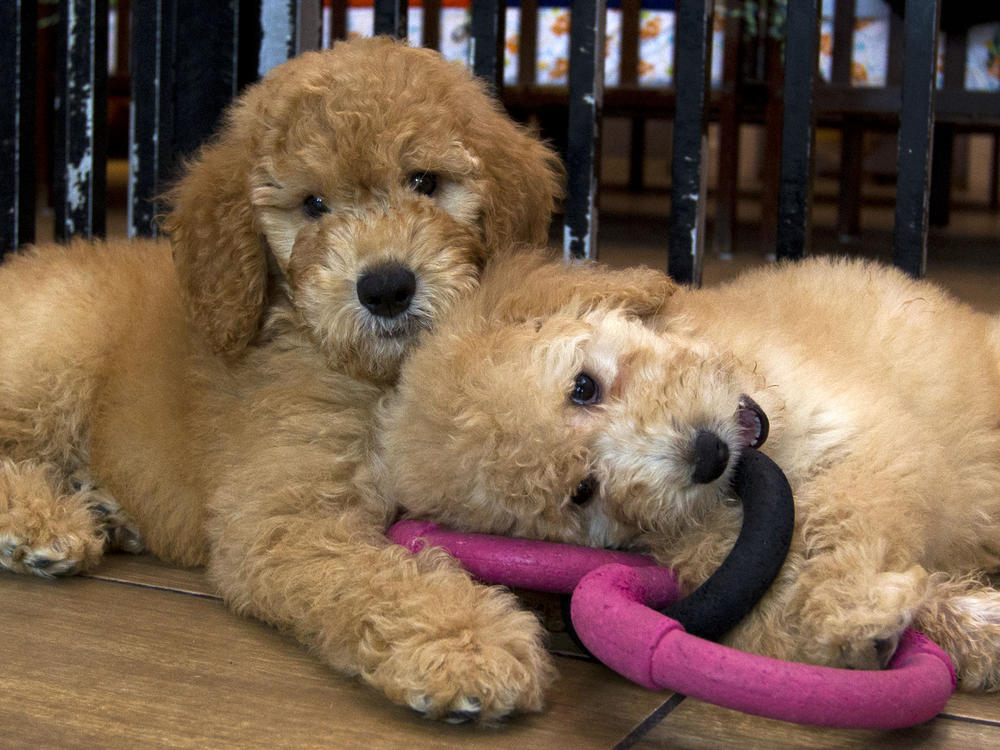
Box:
[0,38,562,722]
[380,251,1000,690]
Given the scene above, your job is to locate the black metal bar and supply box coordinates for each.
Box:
[1,0,37,255]
[892,0,940,277]
[775,0,820,261]
[129,0,242,238]
[470,0,506,91]
[667,0,713,283]
[53,0,109,241]
[374,0,407,38]
[129,0,176,237]
[562,0,606,261]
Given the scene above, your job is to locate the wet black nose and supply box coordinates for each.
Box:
[356,264,417,318]
[691,430,730,484]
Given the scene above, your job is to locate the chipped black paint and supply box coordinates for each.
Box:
[563,0,605,262]
[667,0,713,285]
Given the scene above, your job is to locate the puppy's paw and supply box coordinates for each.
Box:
[0,472,106,577]
[836,632,904,671]
[366,589,556,724]
[74,478,145,554]
[0,522,103,577]
[797,566,928,670]
[917,583,1000,690]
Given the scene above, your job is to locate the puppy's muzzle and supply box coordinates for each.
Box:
[691,395,769,485]
[357,263,417,319]
[692,431,730,484]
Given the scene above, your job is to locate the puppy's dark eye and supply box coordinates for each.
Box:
[571,476,598,506]
[569,372,601,406]
[303,195,330,219]
[407,171,439,197]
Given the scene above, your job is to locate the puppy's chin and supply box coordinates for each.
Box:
[327,331,411,384]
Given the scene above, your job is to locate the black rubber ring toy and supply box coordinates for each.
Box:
[662,446,795,641]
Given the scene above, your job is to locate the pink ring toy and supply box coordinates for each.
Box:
[389,520,956,729]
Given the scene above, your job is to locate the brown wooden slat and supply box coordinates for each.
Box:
[421,0,441,49]
[712,0,746,259]
[619,0,641,87]
[831,0,856,87]
[518,0,539,91]
[758,34,784,256]
[328,0,348,42]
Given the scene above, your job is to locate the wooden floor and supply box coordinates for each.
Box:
[3,553,1000,749]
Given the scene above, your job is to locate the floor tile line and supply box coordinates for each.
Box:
[611,693,687,750]
[936,712,1000,729]
[79,573,223,601]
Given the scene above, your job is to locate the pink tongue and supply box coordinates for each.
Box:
[737,406,765,448]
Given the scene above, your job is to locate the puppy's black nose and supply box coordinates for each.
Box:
[691,430,730,484]
[357,264,417,318]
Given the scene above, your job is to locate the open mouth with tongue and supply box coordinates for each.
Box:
[737,394,769,449]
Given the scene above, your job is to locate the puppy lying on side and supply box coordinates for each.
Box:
[380,251,1000,690]
[0,38,562,722]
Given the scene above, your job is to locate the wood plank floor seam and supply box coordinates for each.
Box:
[935,712,1000,729]
[611,693,688,750]
[80,571,223,600]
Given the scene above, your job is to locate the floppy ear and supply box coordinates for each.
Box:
[463,90,564,250]
[162,101,269,358]
[478,250,680,323]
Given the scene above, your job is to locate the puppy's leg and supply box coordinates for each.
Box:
[0,458,109,576]
[208,505,555,724]
[914,575,1000,691]
[772,461,938,670]
[785,552,929,670]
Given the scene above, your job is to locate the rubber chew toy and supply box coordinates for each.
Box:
[570,563,956,729]
[662,446,795,640]
[389,446,955,728]
[393,446,793,639]
[389,520,955,728]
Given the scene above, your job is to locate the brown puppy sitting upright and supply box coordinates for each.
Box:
[380,251,1000,691]
[0,38,561,722]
